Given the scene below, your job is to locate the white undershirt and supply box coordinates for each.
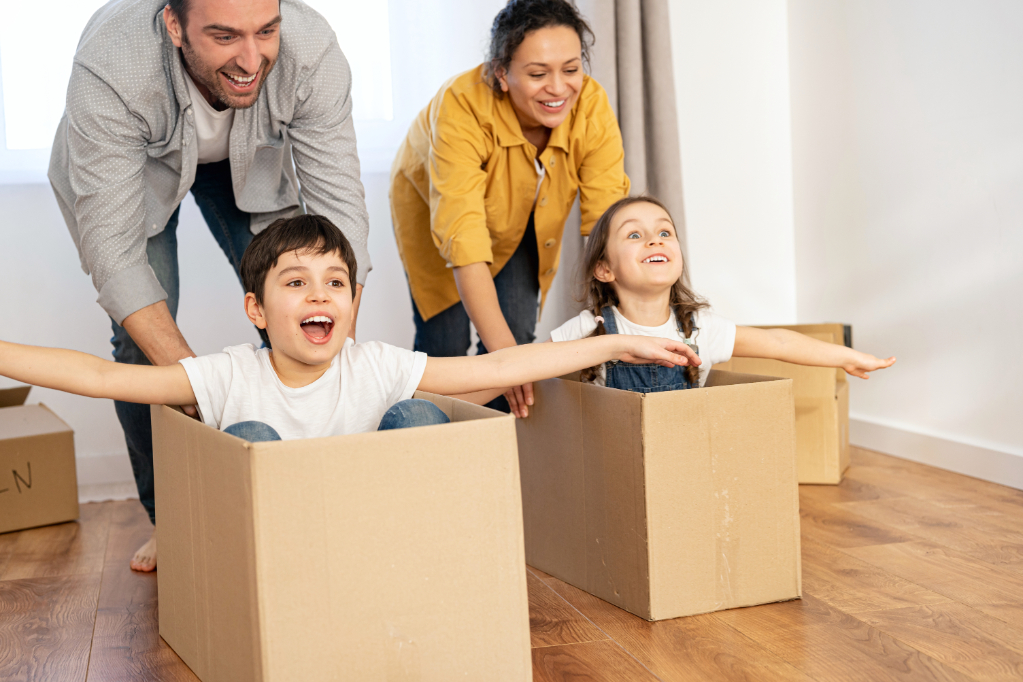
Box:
[184,71,234,164]
[533,157,546,208]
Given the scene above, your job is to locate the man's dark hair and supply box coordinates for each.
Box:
[166,0,190,30]
[240,214,358,346]
[485,0,594,96]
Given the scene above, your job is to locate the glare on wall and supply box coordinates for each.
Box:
[0,0,392,151]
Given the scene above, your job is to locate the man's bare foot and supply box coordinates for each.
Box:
[130,530,157,572]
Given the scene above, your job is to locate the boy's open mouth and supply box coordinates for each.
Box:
[300,315,334,344]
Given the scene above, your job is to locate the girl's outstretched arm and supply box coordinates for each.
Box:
[733,327,895,379]
[419,335,700,397]
[0,340,196,405]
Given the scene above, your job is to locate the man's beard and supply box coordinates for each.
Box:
[179,36,276,110]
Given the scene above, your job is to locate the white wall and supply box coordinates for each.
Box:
[667,0,797,324]
[788,0,1023,483]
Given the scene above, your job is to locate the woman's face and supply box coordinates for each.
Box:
[498,25,584,132]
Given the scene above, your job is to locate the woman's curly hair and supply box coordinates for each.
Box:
[485,0,594,96]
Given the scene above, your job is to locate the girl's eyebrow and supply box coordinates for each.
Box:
[617,217,674,231]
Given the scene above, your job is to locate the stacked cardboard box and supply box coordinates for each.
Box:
[153,392,532,682]
[716,323,851,484]
[0,386,78,534]
[515,370,801,621]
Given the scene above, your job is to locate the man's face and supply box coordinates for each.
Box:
[245,248,354,370]
[164,0,281,109]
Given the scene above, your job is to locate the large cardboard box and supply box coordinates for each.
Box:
[716,323,850,484]
[515,370,801,622]
[152,392,532,682]
[0,386,79,534]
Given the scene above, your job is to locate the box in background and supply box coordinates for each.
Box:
[716,323,850,484]
[153,392,532,682]
[515,370,801,622]
[0,385,79,534]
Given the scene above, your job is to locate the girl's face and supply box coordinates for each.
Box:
[595,202,685,296]
[497,25,583,133]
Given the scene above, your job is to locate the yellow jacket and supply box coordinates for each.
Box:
[390,65,630,321]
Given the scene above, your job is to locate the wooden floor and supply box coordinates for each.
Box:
[3,447,1023,681]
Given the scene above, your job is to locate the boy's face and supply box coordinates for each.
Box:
[244,248,354,368]
[596,202,685,295]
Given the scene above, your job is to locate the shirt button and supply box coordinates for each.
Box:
[540,196,548,207]
[550,157,556,167]
[544,238,556,248]
[544,268,554,276]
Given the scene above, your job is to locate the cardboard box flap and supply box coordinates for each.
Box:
[413,390,510,423]
[643,372,800,619]
[704,369,783,388]
[0,404,73,440]
[152,405,262,682]
[0,385,31,408]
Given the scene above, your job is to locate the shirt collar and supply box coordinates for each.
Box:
[493,75,588,153]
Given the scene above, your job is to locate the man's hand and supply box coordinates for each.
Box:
[121,301,198,415]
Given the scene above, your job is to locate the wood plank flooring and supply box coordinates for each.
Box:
[2,446,1023,681]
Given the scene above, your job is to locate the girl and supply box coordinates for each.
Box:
[505,196,894,414]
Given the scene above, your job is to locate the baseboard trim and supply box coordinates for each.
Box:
[850,417,1023,491]
[75,453,138,504]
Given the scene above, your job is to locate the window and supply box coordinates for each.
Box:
[0,0,505,180]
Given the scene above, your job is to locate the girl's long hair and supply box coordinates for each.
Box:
[578,196,707,385]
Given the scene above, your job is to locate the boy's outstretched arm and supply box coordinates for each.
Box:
[418,335,700,397]
[0,340,196,405]
[733,327,895,379]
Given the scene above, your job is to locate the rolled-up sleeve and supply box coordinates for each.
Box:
[428,93,493,268]
[288,40,371,285]
[577,90,630,236]
[65,63,166,325]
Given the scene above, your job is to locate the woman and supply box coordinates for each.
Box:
[390,0,629,413]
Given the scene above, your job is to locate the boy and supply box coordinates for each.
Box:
[0,215,699,567]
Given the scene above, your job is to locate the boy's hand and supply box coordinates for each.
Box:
[618,337,702,368]
[844,352,896,379]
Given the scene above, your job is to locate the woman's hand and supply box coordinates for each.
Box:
[617,336,702,368]
[504,383,533,419]
[843,352,896,379]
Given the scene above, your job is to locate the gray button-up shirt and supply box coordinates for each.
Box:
[48,0,370,324]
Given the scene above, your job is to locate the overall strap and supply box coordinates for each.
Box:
[600,306,619,335]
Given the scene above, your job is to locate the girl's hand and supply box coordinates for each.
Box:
[618,337,702,368]
[844,353,896,379]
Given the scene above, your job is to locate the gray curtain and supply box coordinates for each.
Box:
[578,0,688,258]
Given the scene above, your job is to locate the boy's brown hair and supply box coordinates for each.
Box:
[240,214,358,346]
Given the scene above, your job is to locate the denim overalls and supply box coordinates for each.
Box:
[601,306,700,393]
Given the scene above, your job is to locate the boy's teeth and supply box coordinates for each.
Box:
[301,315,332,324]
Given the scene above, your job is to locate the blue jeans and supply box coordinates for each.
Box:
[223,400,450,442]
[412,213,540,412]
[111,160,254,524]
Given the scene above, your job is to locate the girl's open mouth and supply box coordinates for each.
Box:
[300,315,334,344]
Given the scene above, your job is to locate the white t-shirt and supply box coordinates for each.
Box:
[184,72,234,164]
[179,340,428,440]
[550,307,736,387]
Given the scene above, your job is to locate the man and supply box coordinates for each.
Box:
[48,0,370,571]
